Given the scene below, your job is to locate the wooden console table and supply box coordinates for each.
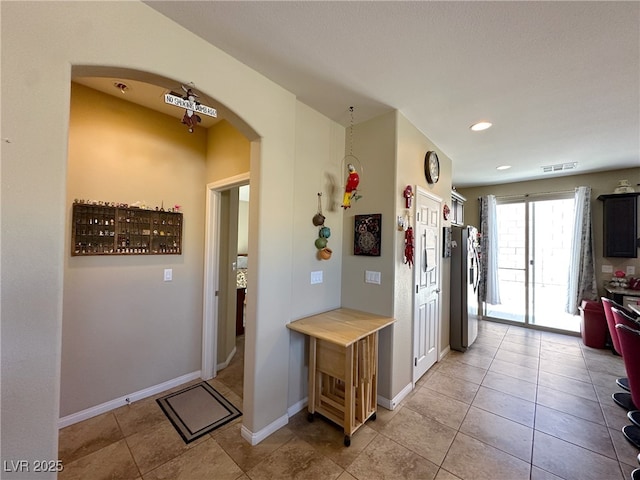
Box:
[287,308,395,446]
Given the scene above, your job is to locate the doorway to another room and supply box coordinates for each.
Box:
[202,177,250,391]
[215,185,249,399]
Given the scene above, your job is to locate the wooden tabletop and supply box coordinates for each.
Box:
[605,286,640,297]
[287,308,395,347]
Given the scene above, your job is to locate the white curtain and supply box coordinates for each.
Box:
[566,186,598,314]
[479,195,501,305]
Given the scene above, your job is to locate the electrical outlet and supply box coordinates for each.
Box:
[602,265,613,274]
[627,266,636,276]
[310,271,323,284]
[164,268,173,282]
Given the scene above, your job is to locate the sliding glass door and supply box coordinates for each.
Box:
[484,194,580,333]
[485,201,527,323]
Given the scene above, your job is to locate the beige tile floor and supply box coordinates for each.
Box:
[59,322,640,480]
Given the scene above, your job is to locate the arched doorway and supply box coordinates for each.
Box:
[61,66,257,427]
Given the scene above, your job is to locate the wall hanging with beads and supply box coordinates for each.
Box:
[313,193,332,260]
[341,107,364,209]
[398,186,414,268]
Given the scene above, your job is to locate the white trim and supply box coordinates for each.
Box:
[202,173,250,380]
[57,371,201,429]
[412,186,442,384]
[416,186,442,204]
[287,397,308,418]
[377,382,413,411]
[240,413,288,446]
[439,345,451,361]
[216,346,237,371]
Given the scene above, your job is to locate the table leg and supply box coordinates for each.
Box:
[345,343,354,436]
[308,336,317,416]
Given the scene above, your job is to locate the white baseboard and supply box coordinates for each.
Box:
[58,370,201,429]
[217,346,237,371]
[240,413,289,446]
[377,382,413,411]
[287,397,308,418]
[439,345,451,361]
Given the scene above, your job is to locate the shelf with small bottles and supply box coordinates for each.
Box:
[71,200,182,256]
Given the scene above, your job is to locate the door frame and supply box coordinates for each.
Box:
[485,192,576,332]
[412,186,442,384]
[202,172,250,380]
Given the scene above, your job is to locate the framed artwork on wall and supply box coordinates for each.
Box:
[354,214,381,256]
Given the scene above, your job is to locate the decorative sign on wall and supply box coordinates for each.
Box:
[164,84,217,133]
[354,214,381,256]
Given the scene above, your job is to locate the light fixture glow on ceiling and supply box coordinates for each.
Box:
[470,121,492,131]
[496,165,511,170]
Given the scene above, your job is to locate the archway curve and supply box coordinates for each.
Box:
[71,65,260,142]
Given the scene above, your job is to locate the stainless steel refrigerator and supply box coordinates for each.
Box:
[450,225,481,352]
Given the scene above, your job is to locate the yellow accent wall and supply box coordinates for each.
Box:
[63,82,208,416]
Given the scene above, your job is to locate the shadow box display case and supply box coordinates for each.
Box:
[71,202,183,256]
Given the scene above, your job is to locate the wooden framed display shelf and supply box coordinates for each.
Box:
[71,203,182,256]
[287,308,395,446]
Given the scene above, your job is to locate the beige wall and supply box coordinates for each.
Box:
[339,111,454,403]
[458,167,640,299]
[238,200,249,254]
[394,112,453,396]
[1,1,302,468]
[62,83,207,416]
[288,102,345,408]
[206,120,251,183]
[205,121,251,365]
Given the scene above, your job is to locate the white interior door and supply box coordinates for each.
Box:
[413,188,441,383]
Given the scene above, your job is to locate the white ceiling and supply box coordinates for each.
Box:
[94,2,640,187]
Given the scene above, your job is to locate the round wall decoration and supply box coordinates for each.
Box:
[425,151,440,184]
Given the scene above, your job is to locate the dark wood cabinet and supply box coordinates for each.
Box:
[598,193,639,258]
[236,288,246,336]
[71,202,183,256]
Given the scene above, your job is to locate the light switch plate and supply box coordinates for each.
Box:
[164,268,173,282]
[310,271,323,284]
[365,270,381,284]
[627,266,636,276]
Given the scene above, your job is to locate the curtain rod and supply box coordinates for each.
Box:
[479,189,576,200]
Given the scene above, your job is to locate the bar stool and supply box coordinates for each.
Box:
[612,307,640,411]
[602,297,630,391]
[614,322,640,449]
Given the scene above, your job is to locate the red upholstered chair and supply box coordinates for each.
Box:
[614,322,640,449]
[602,297,630,391]
[602,297,623,354]
[612,307,640,411]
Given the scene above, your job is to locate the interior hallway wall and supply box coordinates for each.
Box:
[62,83,207,417]
[2,1,302,469]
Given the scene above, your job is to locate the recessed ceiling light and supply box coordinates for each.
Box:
[470,121,492,131]
[496,165,511,170]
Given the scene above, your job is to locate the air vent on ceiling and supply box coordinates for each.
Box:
[542,162,577,173]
